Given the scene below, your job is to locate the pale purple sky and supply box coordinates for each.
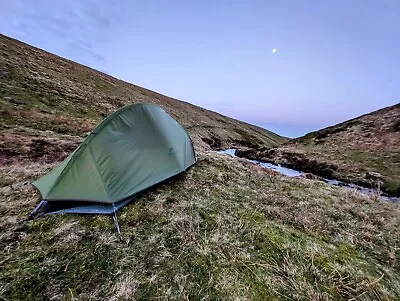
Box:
[1,1,399,137]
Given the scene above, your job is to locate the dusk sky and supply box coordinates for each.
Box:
[1,1,399,137]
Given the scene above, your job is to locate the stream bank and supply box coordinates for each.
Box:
[218,149,399,202]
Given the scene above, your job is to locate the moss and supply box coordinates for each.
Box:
[383,180,400,197]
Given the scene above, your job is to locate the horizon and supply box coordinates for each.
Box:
[1,1,399,138]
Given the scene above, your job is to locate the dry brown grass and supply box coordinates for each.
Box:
[0,33,286,152]
[286,103,400,196]
[237,103,400,197]
[1,150,400,300]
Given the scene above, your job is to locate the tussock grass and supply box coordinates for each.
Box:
[285,103,400,196]
[1,152,399,300]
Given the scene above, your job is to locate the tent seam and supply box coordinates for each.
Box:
[45,150,78,198]
[42,103,147,198]
[88,146,112,202]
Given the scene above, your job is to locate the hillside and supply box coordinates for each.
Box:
[1,34,400,300]
[237,103,400,196]
[0,33,286,159]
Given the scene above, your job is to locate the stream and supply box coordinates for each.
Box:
[218,149,399,202]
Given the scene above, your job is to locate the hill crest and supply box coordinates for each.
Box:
[0,33,286,161]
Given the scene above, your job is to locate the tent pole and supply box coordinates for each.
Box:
[21,200,45,224]
[112,208,122,241]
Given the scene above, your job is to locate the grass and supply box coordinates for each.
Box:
[1,152,400,300]
[0,33,287,150]
[283,103,400,196]
[1,32,399,300]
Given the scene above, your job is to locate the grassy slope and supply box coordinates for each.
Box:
[1,154,400,300]
[1,34,400,300]
[289,104,400,195]
[237,104,400,195]
[0,33,286,153]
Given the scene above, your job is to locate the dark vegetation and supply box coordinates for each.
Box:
[236,148,338,178]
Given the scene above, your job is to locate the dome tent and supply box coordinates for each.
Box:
[30,103,196,217]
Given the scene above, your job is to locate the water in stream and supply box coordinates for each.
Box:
[218,149,301,177]
[217,149,398,202]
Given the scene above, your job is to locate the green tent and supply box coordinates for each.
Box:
[31,103,196,216]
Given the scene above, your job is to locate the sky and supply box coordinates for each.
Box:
[1,0,399,137]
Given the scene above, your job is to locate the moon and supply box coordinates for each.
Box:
[272,48,277,53]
